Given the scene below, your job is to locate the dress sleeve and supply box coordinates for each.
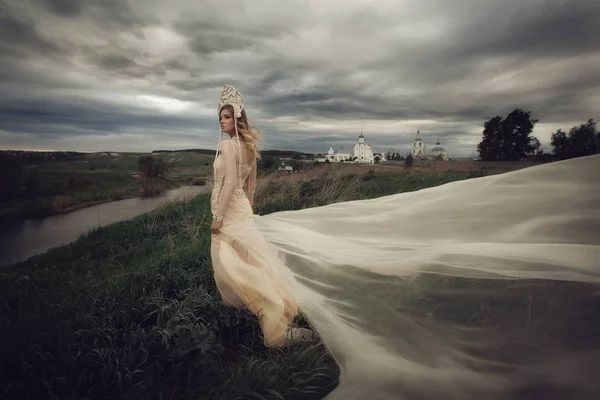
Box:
[213,140,238,218]
[246,159,257,207]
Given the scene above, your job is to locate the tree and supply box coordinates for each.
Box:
[551,119,599,159]
[257,155,278,171]
[290,160,303,171]
[550,129,571,159]
[477,109,541,161]
[137,156,167,178]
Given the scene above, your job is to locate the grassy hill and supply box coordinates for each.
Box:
[0,169,477,399]
[2,165,597,399]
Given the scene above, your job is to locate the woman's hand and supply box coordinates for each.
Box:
[210,220,223,234]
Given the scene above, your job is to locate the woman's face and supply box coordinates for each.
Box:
[219,108,234,134]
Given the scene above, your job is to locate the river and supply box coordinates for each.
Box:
[0,185,210,269]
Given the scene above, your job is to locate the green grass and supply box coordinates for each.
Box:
[1,169,598,399]
[1,194,337,399]
[0,151,212,220]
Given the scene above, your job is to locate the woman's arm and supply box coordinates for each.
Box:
[213,140,237,219]
[246,159,257,207]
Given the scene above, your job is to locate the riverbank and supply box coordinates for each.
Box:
[0,185,211,269]
[0,175,208,221]
[0,151,212,221]
[2,167,597,399]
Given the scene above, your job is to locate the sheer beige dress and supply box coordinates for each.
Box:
[210,139,312,347]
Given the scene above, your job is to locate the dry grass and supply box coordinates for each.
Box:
[356,159,542,174]
[252,160,513,211]
[253,166,363,211]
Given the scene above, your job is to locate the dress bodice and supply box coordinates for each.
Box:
[212,153,253,187]
[210,139,255,220]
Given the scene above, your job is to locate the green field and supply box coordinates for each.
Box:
[2,167,598,399]
[0,151,213,220]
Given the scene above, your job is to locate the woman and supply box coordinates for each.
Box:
[210,85,315,347]
[210,85,600,399]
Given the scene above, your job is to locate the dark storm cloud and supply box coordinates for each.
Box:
[0,12,63,57]
[91,53,138,71]
[0,97,209,137]
[33,0,83,18]
[0,100,133,136]
[253,80,489,123]
[448,0,600,60]
[0,0,598,154]
[173,17,295,57]
[258,89,403,120]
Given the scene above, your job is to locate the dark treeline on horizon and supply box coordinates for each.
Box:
[152,149,313,158]
[0,150,85,162]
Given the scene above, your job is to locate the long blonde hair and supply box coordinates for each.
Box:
[220,104,262,161]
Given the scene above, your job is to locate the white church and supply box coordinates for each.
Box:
[411,130,449,161]
[317,131,384,164]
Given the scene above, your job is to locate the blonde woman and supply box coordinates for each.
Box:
[210,85,314,348]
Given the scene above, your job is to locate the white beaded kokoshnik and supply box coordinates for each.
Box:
[216,84,244,189]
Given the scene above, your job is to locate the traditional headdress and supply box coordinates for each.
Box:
[215,84,244,183]
[218,84,244,118]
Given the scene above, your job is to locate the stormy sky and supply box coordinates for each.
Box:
[1,0,598,157]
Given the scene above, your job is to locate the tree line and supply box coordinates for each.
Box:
[477,109,599,161]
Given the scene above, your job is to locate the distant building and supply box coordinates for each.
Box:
[411,130,426,158]
[278,160,294,173]
[316,131,380,164]
[373,153,387,163]
[411,130,449,160]
[428,138,448,161]
[324,146,352,162]
[353,131,375,163]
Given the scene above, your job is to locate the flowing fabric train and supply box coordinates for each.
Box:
[221,154,600,399]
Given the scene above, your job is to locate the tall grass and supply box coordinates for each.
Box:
[253,167,482,214]
[1,168,598,399]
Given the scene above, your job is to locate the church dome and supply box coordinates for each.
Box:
[430,138,445,153]
[428,138,448,160]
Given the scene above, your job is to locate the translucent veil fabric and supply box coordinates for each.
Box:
[220,154,600,399]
